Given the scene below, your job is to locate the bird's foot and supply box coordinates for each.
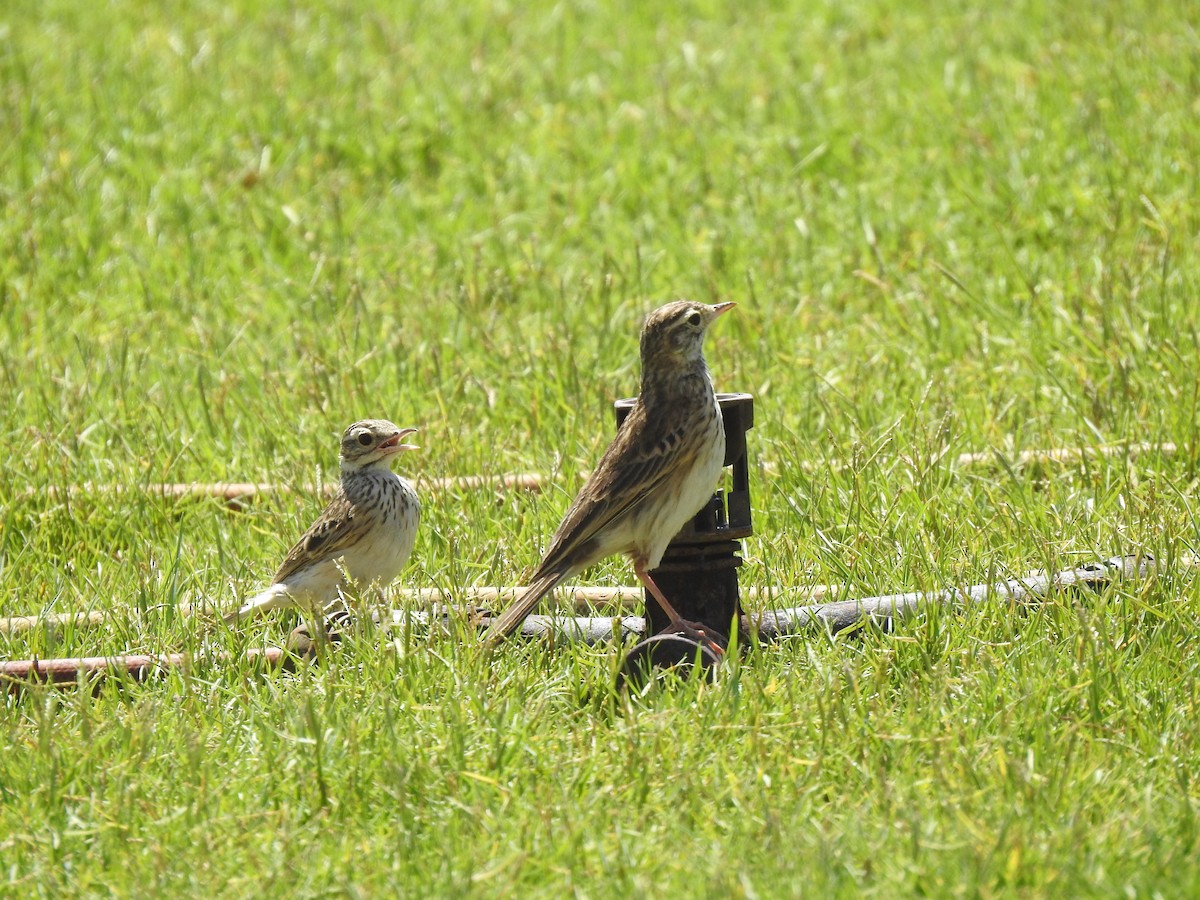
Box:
[664,619,727,657]
[320,608,355,641]
[287,610,355,657]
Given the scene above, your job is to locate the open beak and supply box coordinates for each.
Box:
[379,427,420,453]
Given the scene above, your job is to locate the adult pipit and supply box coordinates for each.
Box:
[487,299,735,646]
[224,419,421,624]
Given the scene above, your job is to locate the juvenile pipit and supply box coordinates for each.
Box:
[224,419,421,623]
[487,299,735,644]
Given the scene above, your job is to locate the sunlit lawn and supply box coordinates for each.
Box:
[2,0,1199,894]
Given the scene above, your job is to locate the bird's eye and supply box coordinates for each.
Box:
[357,432,373,446]
[687,312,702,327]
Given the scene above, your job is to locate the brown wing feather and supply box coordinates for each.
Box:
[532,405,686,580]
[487,405,689,643]
[270,491,366,585]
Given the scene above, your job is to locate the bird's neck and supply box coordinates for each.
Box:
[341,462,392,481]
[340,462,397,499]
[639,356,712,407]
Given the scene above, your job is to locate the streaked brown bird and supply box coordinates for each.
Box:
[487,299,734,644]
[224,419,421,623]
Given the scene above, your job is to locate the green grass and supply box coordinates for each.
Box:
[3,0,1200,894]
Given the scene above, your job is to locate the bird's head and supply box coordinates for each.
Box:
[639,299,735,367]
[339,420,419,470]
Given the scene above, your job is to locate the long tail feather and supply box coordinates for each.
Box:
[485,570,570,643]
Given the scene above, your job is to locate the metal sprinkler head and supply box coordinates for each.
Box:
[614,392,755,687]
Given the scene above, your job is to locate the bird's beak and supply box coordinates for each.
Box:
[711,301,736,317]
[380,427,420,453]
